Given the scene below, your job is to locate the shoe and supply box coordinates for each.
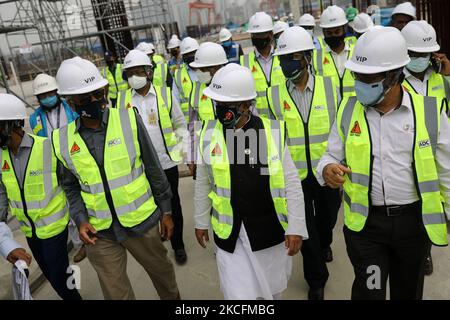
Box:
[425,254,433,276]
[73,245,87,263]
[308,287,324,300]
[323,247,333,263]
[175,249,187,265]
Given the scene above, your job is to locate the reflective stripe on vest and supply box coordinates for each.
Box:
[153,63,168,87]
[190,81,216,122]
[1,134,69,239]
[403,71,450,105]
[337,94,447,246]
[174,64,193,122]
[103,64,128,99]
[240,51,285,118]
[267,76,337,180]
[198,118,288,239]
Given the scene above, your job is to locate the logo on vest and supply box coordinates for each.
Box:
[323,57,330,65]
[211,143,222,156]
[183,77,188,84]
[70,142,81,155]
[432,85,444,91]
[314,105,326,110]
[107,138,122,147]
[2,160,10,171]
[350,121,361,136]
[252,66,258,73]
[29,170,43,176]
[201,94,208,101]
[126,102,132,109]
[283,101,291,111]
[419,139,431,148]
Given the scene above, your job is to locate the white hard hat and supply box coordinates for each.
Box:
[247,12,274,33]
[167,37,181,49]
[274,26,315,55]
[219,28,232,42]
[392,1,416,19]
[350,13,374,34]
[189,42,228,68]
[319,5,348,28]
[0,94,27,120]
[273,21,289,35]
[135,42,154,55]
[367,5,379,15]
[180,37,199,55]
[57,57,108,95]
[401,20,440,53]
[298,13,316,27]
[203,63,257,102]
[124,49,152,69]
[345,26,410,74]
[33,73,58,96]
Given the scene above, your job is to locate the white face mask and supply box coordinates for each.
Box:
[128,75,148,90]
[196,70,212,84]
[406,55,431,73]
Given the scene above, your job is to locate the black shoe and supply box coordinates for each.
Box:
[323,247,333,263]
[425,254,433,276]
[175,249,187,265]
[308,287,324,300]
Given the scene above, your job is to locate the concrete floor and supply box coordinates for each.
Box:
[23,176,450,300]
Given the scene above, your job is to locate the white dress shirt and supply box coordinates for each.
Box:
[325,42,352,78]
[131,85,188,170]
[0,222,21,259]
[255,47,275,81]
[44,104,69,137]
[403,67,450,96]
[317,89,450,216]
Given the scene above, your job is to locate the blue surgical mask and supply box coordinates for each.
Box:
[354,79,386,107]
[222,40,232,47]
[406,55,430,73]
[40,95,58,108]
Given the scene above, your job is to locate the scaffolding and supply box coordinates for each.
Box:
[0,0,177,105]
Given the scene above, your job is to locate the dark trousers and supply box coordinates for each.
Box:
[110,98,117,108]
[26,227,82,300]
[300,175,340,289]
[344,202,431,300]
[164,166,185,250]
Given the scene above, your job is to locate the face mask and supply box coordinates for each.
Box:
[128,75,148,90]
[75,99,106,120]
[406,55,431,73]
[279,58,307,81]
[216,105,241,128]
[222,40,232,47]
[0,128,11,149]
[171,49,179,57]
[324,35,345,49]
[183,55,195,65]
[106,61,115,68]
[40,95,59,108]
[251,37,271,52]
[354,79,387,107]
[196,70,212,84]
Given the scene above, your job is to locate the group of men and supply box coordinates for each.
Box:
[1,1,450,301]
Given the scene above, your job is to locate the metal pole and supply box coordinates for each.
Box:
[29,0,52,73]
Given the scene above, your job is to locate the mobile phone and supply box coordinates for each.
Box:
[432,57,442,74]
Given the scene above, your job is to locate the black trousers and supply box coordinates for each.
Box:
[344,202,431,300]
[165,166,185,250]
[300,175,340,289]
[26,227,82,300]
[110,98,117,108]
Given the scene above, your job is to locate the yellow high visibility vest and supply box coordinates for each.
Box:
[52,108,158,232]
[153,62,169,88]
[336,93,448,246]
[102,63,128,99]
[190,81,216,122]
[174,64,193,122]
[403,71,450,106]
[2,134,69,239]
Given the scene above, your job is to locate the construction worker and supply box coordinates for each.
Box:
[29,73,86,264]
[117,50,189,265]
[194,63,308,300]
[267,26,340,300]
[102,51,128,108]
[314,5,355,98]
[241,12,285,118]
[0,93,81,300]
[298,13,321,50]
[136,42,172,88]
[167,35,182,76]
[317,27,450,300]
[53,57,180,300]
[345,6,359,45]
[349,13,374,39]
[173,37,199,124]
[390,1,416,31]
[148,42,165,64]
[219,28,243,64]
[273,20,289,47]
[401,20,450,276]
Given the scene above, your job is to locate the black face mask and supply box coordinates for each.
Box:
[183,55,195,65]
[216,105,241,128]
[75,99,106,120]
[279,58,307,81]
[0,131,10,149]
[106,60,115,68]
[324,34,345,49]
[170,49,179,57]
[251,37,271,52]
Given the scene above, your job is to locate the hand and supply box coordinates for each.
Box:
[160,214,174,241]
[7,248,32,266]
[285,235,302,256]
[433,53,450,76]
[195,229,209,248]
[79,222,97,245]
[323,163,352,189]
[188,163,196,176]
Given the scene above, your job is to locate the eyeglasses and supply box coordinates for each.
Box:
[76,88,106,105]
[351,71,385,83]
[279,52,308,62]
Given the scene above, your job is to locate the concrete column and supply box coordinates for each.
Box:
[290,0,300,21]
